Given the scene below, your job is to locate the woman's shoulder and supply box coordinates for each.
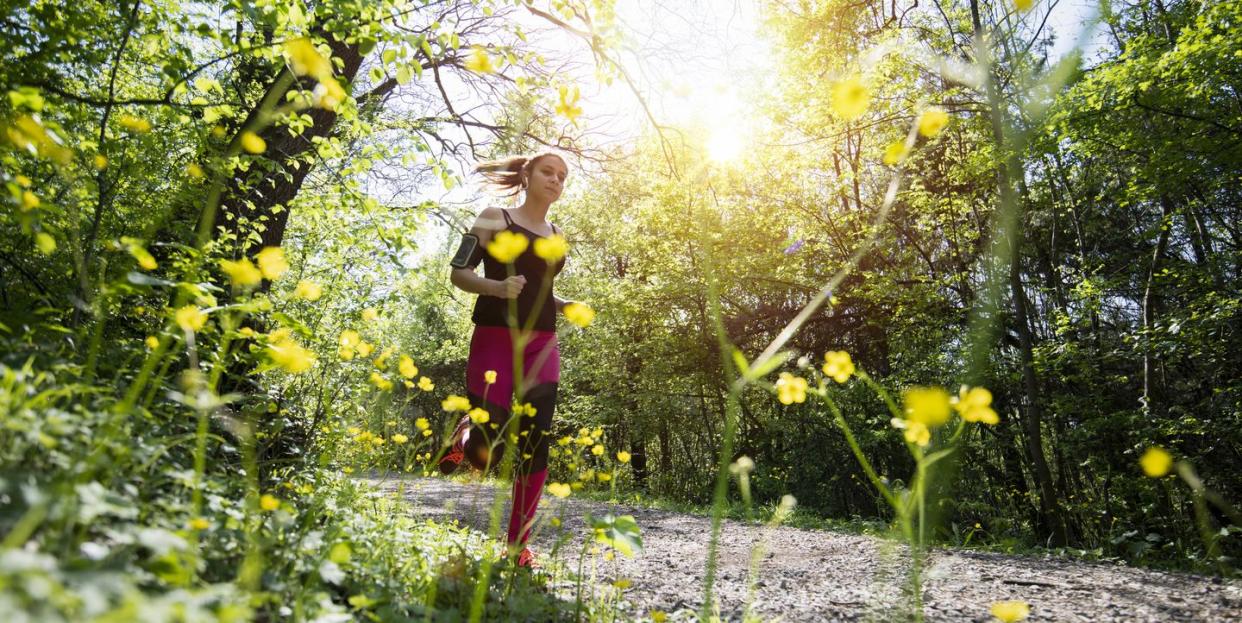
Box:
[473,206,509,232]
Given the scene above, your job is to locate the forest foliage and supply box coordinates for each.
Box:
[0,0,1238,620]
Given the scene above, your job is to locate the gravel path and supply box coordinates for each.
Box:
[363,475,1241,622]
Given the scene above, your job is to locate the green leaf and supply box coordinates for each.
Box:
[587,513,643,557]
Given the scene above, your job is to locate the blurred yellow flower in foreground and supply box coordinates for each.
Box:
[418,376,434,391]
[547,482,571,498]
[903,387,952,427]
[464,46,496,74]
[118,114,151,133]
[484,369,498,384]
[399,355,419,379]
[990,600,1030,622]
[822,351,855,383]
[468,408,490,424]
[555,85,582,125]
[830,76,871,121]
[918,107,950,137]
[240,131,266,154]
[487,230,529,263]
[955,386,999,425]
[220,258,262,287]
[563,302,595,328]
[891,418,931,447]
[294,280,322,301]
[883,141,910,166]
[534,233,569,262]
[175,306,207,332]
[442,395,471,412]
[1140,447,1173,477]
[268,329,315,374]
[775,372,808,405]
[188,517,210,531]
[256,246,288,280]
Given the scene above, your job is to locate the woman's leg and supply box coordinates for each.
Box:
[505,333,560,549]
[507,382,556,546]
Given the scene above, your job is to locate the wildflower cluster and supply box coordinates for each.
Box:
[546,425,633,497]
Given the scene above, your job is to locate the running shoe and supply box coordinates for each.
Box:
[437,415,471,475]
[515,547,538,569]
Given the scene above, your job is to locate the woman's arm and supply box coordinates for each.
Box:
[449,207,525,299]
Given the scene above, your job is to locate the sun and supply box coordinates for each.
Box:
[706,129,746,163]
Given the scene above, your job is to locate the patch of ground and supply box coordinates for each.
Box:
[362,475,1242,622]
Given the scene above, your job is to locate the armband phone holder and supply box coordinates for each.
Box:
[450,233,481,268]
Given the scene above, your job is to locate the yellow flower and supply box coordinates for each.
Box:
[822,351,855,384]
[392,433,409,444]
[361,307,379,322]
[534,233,569,262]
[21,190,40,211]
[579,469,595,482]
[352,341,372,358]
[240,131,266,154]
[955,386,999,425]
[338,329,361,360]
[186,163,206,180]
[775,372,808,405]
[571,482,583,491]
[464,45,496,74]
[830,76,870,121]
[369,372,393,391]
[484,369,497,384]
[293,280,322,301]
[487,230,529,263]
[616,451,631,463]
[399,355,419,379]
[268,329,316,373]
[990,600,1030,622]
[93,154,108,170]
[284,38,333,81]
[422,429,432,437]
[1013,0,1034,12]
[468,407,490,424]
[220,258,262,287]
[127,243,157,270]
[917,107,950,137]
[259,494,280,512]
[591,444,605,456]
[563,302,595,328]
[547,482,572,498]
[15,175,30,187]
[442,395,471,412]
[175,305,207,332]
[882,141,910,165]
[891,418,931,447]
[418,376,434,391]
[316,77,346,110]
[903,386,952,427]
[256,246,288,280]
[373,347,394,370]
[35,232,55,254]
[1140,447,1173,477]
[117,114,152,133]
[591,427,603,438]
[555,85,582,125]
[415,417,430,431]
[651,611,668,623]
[558,436,572,447]
[576,435,593,446]
[145,336,160,349]
[188,517,210,531]
[598,472,612,482]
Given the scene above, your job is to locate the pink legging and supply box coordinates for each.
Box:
[463,325,559,546]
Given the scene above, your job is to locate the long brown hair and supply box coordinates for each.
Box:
[473,152,567,196]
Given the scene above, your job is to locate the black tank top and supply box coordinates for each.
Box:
[471,210,565,332]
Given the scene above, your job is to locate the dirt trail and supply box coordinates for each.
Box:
[363,475,1241,622]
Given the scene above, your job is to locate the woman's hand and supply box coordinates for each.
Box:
[492,275,527,299]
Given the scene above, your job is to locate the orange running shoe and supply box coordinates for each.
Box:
[437,415,471,475]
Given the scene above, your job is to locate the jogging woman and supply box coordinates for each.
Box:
[441,151,573,568]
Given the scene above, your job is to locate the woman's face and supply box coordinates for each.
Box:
[526,156,568,203]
